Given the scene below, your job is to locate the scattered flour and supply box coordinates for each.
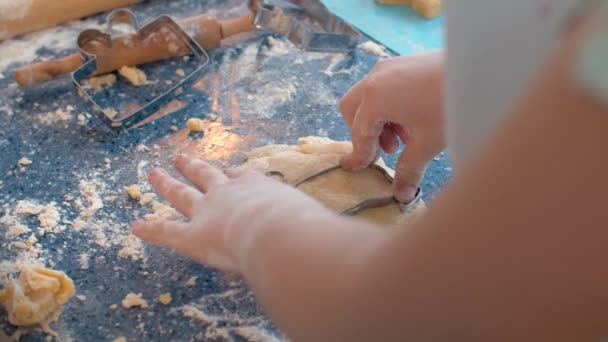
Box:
[0,17,102,71]
[36,106,75,128]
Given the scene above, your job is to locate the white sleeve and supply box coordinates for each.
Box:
[444,0,587,172]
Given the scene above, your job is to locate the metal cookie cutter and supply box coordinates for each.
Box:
[72,9,210,129]
[267,164,422,216]
[253,0,360,53]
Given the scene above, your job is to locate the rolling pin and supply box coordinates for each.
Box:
[0,0,142,40]
[14,13,256,87]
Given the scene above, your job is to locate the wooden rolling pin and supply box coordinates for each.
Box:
[0,0,141,40]
[14,13,256,87]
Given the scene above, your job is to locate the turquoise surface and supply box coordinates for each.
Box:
[323,0,445,55]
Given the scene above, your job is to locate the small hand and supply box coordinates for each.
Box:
[339,52,445,202]
[131,154,328,272]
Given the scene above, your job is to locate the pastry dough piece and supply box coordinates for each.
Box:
[240,136,424,227]
[297,167,393,213]
[376,0,443,19]
[0,267,75,327]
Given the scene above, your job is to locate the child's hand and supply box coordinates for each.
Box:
[131,154,330,272]
[339,52,445,202]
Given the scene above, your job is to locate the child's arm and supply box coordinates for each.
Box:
[133,8,608,341]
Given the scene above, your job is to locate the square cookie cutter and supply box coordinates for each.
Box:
[253,0,360,53]
[72,9,210,129]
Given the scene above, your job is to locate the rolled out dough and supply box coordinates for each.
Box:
[240,136,424,227]
[0,267,75,328]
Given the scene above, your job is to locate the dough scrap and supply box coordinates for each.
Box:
[85,74,117,92]
[122,293,148,309]
[240,136,424,227]
[0,267,75,327]
[376,0,442,19]
[186,118,204,132]
[126,184,142,200]
[158,293,172,305]
[118,66,148,86]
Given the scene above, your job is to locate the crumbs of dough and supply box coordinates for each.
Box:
[85,74,117,92]
[111,337,127,342]
[175,68,185,77]
[186,118,204,132]
[110,304,118,311]
[117,234,144,261]
[181,305,213,323]
[358,41,389,57]
[104,108,118,119]
[158,293,172,305]
[122,293,148,309]
[144,201,178,222]
[126,185,141,200]
[38,203,60,230]
[135,144,149,152]
[76,295,86,302]
[78,181,103,220]
[6,225,30,238]
[13,201,44,216]
[17,158,32,166]
[185,276,197,287]
[118,66,148,86]
[139,193,156,206]
[79,253,89,270]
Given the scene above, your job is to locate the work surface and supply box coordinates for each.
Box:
[0,0,451,341]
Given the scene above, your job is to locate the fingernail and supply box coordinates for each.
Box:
[175,153,189,167]
[148,168,163,180]
[395,185,418,203]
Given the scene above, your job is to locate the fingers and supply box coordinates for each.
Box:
[379,123,399,154]
[175,154,228,193]
[148,168,201,217]
[341,98,385,170]
[393,142,433,203]
[338,79,365,129]
[132,219,192,250]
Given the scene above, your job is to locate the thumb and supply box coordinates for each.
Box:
[393,142,434,203]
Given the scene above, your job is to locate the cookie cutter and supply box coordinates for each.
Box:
[267,164,422,216]
[72,9,210,129]
[253,0,360,53]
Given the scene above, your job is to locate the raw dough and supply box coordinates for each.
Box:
[240,136,424,227]
[186,118,204,132]
[85,74,117,92]
[126,184,142,200]
[122,293,148,309]
[158,293,172,305]
[0,267,75,327]
[118,66,148,86]
[376,0,443,19]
